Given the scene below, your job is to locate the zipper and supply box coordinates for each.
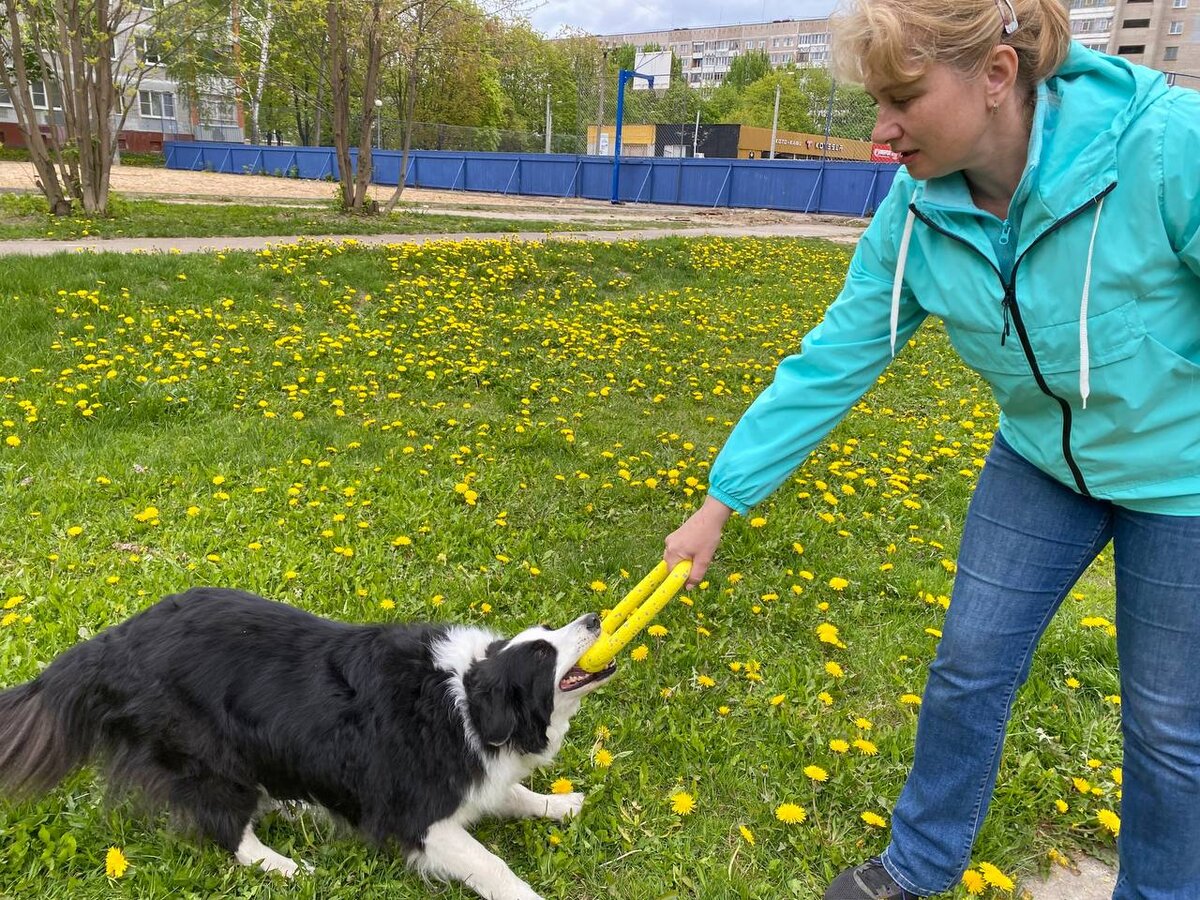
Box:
[908,183,1115,498]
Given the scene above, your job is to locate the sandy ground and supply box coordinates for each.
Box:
[0,160,855,229]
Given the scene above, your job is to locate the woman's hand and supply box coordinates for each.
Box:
[664,496,734,588]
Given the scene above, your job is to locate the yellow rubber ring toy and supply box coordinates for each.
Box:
[577,560,692,672]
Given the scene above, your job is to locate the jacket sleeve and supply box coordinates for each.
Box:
[1161,88,1200,278]
[707,187,928,514]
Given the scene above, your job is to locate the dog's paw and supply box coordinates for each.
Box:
[543,792,584,821]
[492,886,543,900]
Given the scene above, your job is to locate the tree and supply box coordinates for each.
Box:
[721,50,771,91]
[0,0,214,216]
[327,0,383,212]
[722,69,815,133]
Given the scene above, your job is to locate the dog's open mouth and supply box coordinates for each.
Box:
[559,662,616,692]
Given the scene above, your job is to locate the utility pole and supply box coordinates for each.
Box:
[545,90,552,154]
[769,82,781,159]
[595,48,608,154]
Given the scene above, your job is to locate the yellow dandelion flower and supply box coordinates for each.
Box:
[1055,799,1070,813]
[825,661,845,678]
[630,645,649,662]
[1098,809,1121,835]
[829,577,849,591]
[853,739,878,756]
[738,824,755,845]
[379,599,395,610]
[775,803,807,824]
[647,624,668,638]
[978,862,1014,891]
[590,580,607,592]
[66,525,83,537]
[855,717,873,730]
[671,792,696,815]
[4,435,20,447]
[861,811,887,828]
[1111,767,1122,785]
[961,869,986,895]
[551,778,574,794]
[817,622,846,648]
[830,739,850,753]
[1066,677,1081,689]
[900,694,922,706]
[105,846,129,878]
[594,748,613,768]
[803,765,828,782]
[717,705,731,716]
[1073,777,1093,794]
[818,692,834,707]
[749,517,767,528]
[770,694,786,706]
[697,675,715,688]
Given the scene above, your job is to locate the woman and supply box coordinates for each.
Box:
[663,1,1200,897]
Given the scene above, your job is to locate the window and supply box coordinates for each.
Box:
[1164,46,1180,60]
[139,89,175,119]
[1173,0,1187,8]
[1169,21,1183,34]
[1117,44,1146,54]
[1122,18,1150,27]
[199,95,237,125]
[136,34,163,65]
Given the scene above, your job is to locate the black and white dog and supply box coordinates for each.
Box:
[0,587,616,900]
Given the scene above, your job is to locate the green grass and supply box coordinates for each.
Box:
[0,193,611,241]
[0,237,1121,898]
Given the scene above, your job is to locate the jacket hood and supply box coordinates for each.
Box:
[1034,42,1169,217]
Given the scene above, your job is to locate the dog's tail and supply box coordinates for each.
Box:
[0,648,104,797]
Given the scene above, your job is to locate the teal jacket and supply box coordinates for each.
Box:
[709,44,1200,516]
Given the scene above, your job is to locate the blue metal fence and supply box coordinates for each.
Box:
[165,141,899,217]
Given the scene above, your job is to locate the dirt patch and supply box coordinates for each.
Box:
[0,160,855,230]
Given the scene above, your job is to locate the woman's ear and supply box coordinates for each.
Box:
[985,43,1021,108]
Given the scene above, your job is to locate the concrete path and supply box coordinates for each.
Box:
[0,220,865,257]
[1025,856,1116,900]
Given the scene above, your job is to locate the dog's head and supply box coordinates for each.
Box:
[463,613,615,755]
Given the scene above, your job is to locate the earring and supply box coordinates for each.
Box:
[990,100,999,115]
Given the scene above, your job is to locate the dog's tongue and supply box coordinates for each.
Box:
[559,664,614,691]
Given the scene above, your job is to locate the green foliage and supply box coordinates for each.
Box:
[721,51,772,91]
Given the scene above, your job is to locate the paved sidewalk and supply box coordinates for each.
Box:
[0,220,865,257]
[1026,856,1116,899]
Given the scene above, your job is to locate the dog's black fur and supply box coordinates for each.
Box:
[0,587,563,855]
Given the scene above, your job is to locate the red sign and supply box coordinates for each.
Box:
[871,144,902,163]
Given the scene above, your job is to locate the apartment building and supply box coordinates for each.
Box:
[597,18,833,86]
[0,5,243,152]
[1068,0,1199,85]
[597,2,1198,89]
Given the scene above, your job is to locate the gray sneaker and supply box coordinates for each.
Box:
[823,857,924,899]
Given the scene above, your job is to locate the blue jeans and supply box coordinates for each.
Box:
[881,433,1200,899]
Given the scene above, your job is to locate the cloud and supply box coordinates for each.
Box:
[529,0,838,38]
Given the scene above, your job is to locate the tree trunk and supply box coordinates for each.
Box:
[250,0,274,145]
[326,0,354,209]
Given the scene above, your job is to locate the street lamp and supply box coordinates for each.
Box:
[374,98,383,149]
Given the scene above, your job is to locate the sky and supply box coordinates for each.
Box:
[527,0,840,38]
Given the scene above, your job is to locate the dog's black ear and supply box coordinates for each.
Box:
[465,659,517,747]
[464,641,557,752]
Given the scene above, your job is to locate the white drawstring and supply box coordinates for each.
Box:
[1078,196,1105,409]
[891,207,916,356]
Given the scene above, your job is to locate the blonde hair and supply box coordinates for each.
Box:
[830,0,1071,92]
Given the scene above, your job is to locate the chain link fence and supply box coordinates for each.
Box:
[233,80,879,159]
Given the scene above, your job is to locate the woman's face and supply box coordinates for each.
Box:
[866,62,992,181]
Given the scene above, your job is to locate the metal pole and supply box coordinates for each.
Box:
[545,91,552,154]
[692,108,700,157]
[595,49,608,154]
[610,69,654,203]
[769,83,781,159]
